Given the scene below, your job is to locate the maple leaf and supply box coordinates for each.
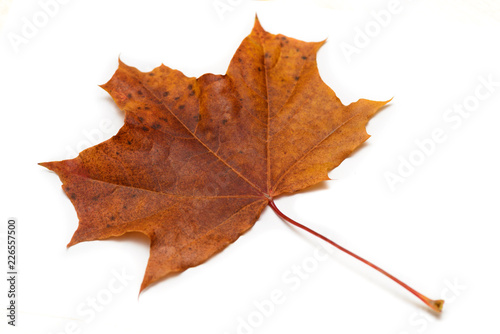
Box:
[41,18,443,312]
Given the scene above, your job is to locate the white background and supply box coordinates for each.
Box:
[1,0,500,333]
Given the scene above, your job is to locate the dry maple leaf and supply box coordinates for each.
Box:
[41,18,443,312]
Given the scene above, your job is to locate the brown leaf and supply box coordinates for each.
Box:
[41,18,388,292]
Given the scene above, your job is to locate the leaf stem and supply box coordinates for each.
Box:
[268,199,444,313]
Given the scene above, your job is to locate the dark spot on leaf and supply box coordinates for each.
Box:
[160,117,169,123]
[106,224,111,228]
[142,126,149,131]
[257,67,262,72]
[138,90,143,95]
[265,52,270,58]
[188,84,193,90]
[92,195,100,201]
[222,119,228,125]
[138,117,144,122]
[127,94,132,98]
[70,193,77,200]
[163,91,169,97]
[302,56,307,60]
[145,107,150,110]
[149,73,154,76]
[174,97,180,100]
[110,216,115,221]
[295,76,300,81]
[127,140,132,145]
[152,123,161,129]
[239,150,243,154]
[123,205,127,209]
[179,105,185,110]
[189,91,195,96]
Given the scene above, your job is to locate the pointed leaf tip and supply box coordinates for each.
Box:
[39,161,57,171]
[253,14,265,34]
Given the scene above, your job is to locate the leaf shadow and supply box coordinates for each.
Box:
[294,180,330,195]
[274,214,443,315]
[106,232,186,294]
[107,231,151,248]
[99,94,125,117]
